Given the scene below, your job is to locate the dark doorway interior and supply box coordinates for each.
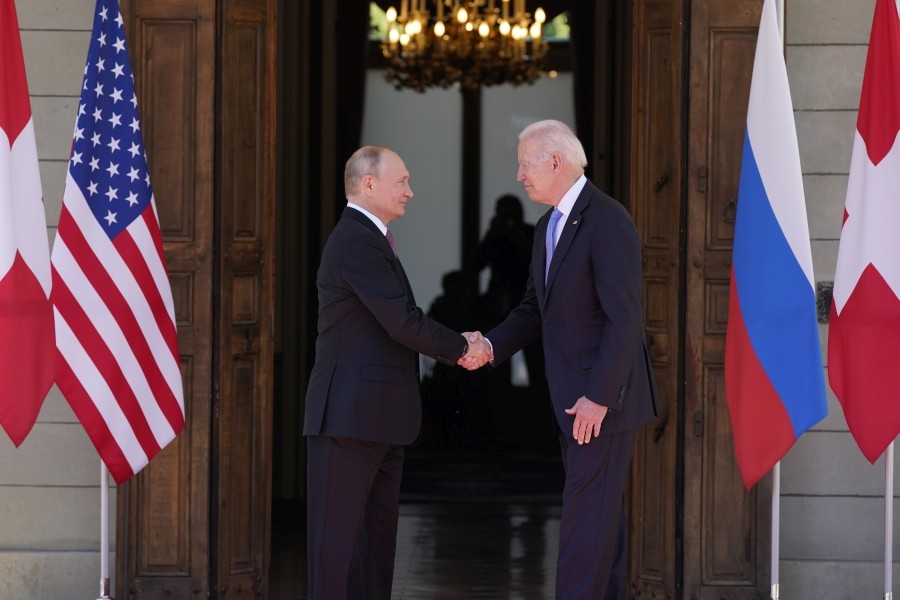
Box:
[269,0,621,596]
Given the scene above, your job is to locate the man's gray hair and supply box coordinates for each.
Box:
[345,145,390,197]
[519,120,588,169]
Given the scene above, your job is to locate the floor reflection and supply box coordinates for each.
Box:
[270,501,561,599]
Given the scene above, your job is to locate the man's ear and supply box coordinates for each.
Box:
[362,174,375,194]
[550,152,562,173]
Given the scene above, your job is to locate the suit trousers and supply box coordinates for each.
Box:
[556,428,637,600]
[306,436,404,600]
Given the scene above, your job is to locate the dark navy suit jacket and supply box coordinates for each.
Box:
[487,180,659,434]
[303,207,465,445]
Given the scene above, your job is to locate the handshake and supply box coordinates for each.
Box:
[458,331,494,371]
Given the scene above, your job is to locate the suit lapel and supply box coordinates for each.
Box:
[343,207,416,304]
[544,186,591,301]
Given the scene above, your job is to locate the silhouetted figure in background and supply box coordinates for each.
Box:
[422,271,491,450]
[477,195,547,399]
[476,195,554,455]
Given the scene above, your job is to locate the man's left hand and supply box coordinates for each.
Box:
[564,396,608,444]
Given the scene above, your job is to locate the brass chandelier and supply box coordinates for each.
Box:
[380,0,548,92]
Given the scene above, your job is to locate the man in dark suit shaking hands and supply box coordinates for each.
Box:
[304,145,490,599]
[465,120,659,599]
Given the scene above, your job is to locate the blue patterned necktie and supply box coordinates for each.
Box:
[386,230,398,256]
[545,208,563,282]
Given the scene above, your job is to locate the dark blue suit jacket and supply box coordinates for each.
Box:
[487,181,659,434]
[303,207,466,445]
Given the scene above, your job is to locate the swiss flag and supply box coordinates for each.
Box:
[0,0,55,445]
[828,0,900,463]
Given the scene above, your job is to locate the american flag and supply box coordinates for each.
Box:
[50,0,184,484]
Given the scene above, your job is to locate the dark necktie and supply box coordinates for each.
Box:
[386,230,398,256]
[545,208,562,282]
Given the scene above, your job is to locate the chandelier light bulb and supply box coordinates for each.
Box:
[380,0,549,91]
[406,19,422,35]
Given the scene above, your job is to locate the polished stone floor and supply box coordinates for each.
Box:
[270,455,565,599]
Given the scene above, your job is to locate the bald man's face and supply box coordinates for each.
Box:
[364,151,413,225]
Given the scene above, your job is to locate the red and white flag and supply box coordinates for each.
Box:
[51,0,184,483]
[828,0,900,463]
[0,0,55,445]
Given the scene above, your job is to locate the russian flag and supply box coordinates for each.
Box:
[724,0,828,489]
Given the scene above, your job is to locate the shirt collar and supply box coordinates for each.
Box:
[555,175,587,218]
[347,201,388,234]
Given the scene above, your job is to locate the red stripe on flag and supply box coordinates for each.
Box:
[55,352,136,484]
[115,211,179,364]
[725,274,798,488]
[828,264,900,463]
[0,0,31,142]
[58,208,183,434]
[51,263,162,460]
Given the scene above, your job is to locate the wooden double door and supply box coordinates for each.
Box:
[114,0,773,597]
[627,0,772,598]
[115,0,277,597]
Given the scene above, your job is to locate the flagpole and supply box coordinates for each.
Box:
[885,442,894,600]
[771,4,783,599]
[97,461,112,600]
[771,461,780,600]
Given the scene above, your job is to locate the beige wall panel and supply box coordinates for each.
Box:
[30,97,80,161]
[782,496,895,561]
[782,560,893,600]
[0,487,115,550]
[0,551,113,600]
[788,45,867,110]
[14,0,95,30]
[787,0,876,44]
[20,31,88,96]
[804,174,847,239]
[782,431,890,496]
[35,388,78,425]
[811,238,838,281]
[796,110,856,174]
[37,160,66,226]
[0,424,99,486]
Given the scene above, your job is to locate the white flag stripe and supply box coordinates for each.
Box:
[9,120,52,294]
[128,207,178,345]
[63,176,182,399]
[0,128,16,277]
[832,131,900,311]
[745,0,815,287]
[54,307,149,472]
[52,235,176,443]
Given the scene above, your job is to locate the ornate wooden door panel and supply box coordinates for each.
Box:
[628,0,684,598]
[684,1,771,598]
[117,0,215,597]
[214,0,277,596]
